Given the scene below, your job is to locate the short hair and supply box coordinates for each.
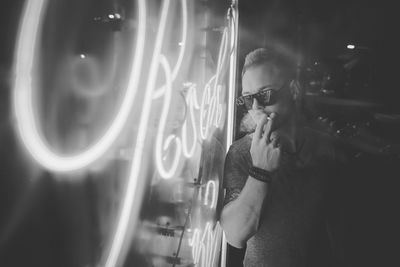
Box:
[241,47,297,80]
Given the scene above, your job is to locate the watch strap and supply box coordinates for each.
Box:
[248,166,274,183]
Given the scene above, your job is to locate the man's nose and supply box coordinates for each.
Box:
[252,98,262,109]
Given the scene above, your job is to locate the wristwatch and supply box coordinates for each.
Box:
[248,166,274,183]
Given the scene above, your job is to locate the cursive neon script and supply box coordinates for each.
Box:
[13,1,231,267]
[189,222,223,267]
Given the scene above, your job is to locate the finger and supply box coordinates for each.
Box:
[262,123,268,133]
[267,112,278,142]
[275,147,281,161]
[254,113,269,140]
[270,134,280,148]
[262,112,276,143]
[261,117,271,143]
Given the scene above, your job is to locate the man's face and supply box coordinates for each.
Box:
[241,62,293,130]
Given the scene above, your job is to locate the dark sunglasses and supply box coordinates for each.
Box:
[236,83,288,110]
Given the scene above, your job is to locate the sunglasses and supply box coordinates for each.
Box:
[236,82,288,110]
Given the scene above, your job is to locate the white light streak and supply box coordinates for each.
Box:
[221,3,239,267]
[171,0,187,80]
[226,6,238,151]
[153,0,187,99]
[214,85,225,129]
[182,84,200,158]
[214,29,228,86]
[199,75,216,140]
[13,0,146,172]
[222,6,239,267]
[204,180,217,209]
[347,44,355,49]
[199,28,229,140]
[155,56,182,179]
[104,1,170,266]
[189,222,222,267]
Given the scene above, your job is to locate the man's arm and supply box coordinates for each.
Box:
[220,176,269,248]
[221,113,280,248]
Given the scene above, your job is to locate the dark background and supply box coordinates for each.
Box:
[1,0,399,267]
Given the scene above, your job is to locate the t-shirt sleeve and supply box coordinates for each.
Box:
[223,144,249,206]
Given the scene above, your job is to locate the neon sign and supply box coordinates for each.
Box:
[156,48,228,179]
[106,1,189,265]
[13,0,235,266]
[200,29,228,141]
[189,222,223,267]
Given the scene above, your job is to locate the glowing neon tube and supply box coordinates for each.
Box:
[153,0,188,99]
[222,4,240,267]
[204,180,217,209]
[182,84,200,158]
[189,222,222,267]
[171,0,188,80]
[200,75,216,140]
[13,0,146,172]
[104,1,170,266]
[155,56,183,179]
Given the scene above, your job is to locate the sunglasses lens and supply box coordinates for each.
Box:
[237,88,282,110]
[257,90,277,106]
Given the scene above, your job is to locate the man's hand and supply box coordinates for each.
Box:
[250,112,281,171]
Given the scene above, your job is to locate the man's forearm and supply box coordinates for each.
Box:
[220,176,269,248]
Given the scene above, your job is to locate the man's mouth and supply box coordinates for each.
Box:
[248,109,268,123]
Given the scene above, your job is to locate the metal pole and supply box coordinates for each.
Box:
[221,0,239,266]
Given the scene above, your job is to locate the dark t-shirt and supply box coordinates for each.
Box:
[223,127,337,267]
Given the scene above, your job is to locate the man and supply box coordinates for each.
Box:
[220,47,344,267]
